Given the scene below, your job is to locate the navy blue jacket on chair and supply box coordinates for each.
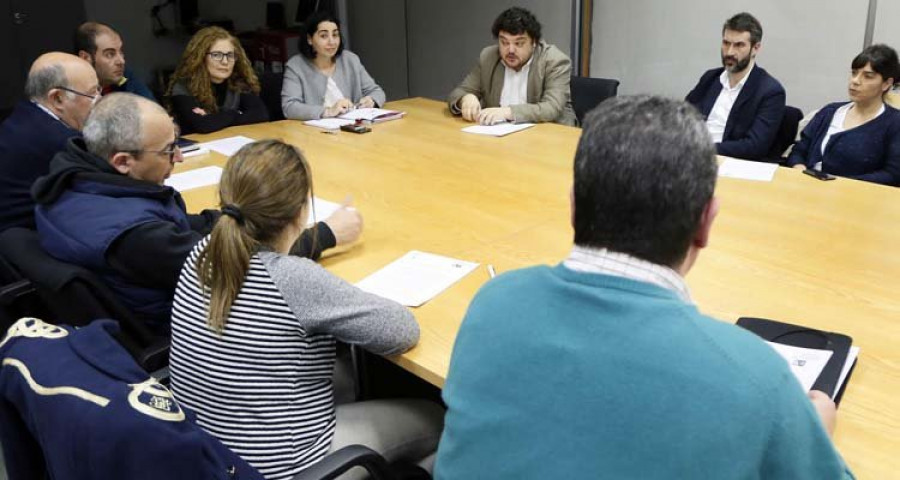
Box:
[786,102,900,186]
[0,101,79,232]
[686,66,786,160]
[0,317,263,480]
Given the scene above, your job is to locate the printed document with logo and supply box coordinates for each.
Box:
[765,341,833,392]
[356,251,479,307]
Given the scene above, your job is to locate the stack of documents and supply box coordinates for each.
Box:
[356,251,479,307]
[304,108,406,130]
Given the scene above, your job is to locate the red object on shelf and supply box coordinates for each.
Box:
[238,30,301,74]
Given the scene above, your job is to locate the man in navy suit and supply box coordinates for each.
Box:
[0,52,98,232]
[686,12,785,161]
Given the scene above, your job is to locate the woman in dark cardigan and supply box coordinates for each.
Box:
[166,27,268,134]
[787,44,900,186]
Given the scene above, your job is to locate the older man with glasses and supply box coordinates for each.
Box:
[31,93,354,332]
[31,93,206,331]
[0,52,99,232]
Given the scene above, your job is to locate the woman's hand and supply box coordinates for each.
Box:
[323,99,354,118]
[358,96,376,109]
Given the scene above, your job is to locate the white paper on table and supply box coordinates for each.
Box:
[340,108,404,122]
[718,158,779,182]
[181,147,210,158]
[356,251,479,307]
[462,123,535,137]
[164,166,223,192]
[304,118,355,130]
[199,136,256,157]
[766,341,833,392]
[306,197,355,226]
[834,346,860,399]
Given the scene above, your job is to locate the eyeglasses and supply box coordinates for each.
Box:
[208,51,236,63]
[54,85,101,104]
[125,144,182,162]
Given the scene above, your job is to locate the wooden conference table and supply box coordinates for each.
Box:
[181,97,898,478]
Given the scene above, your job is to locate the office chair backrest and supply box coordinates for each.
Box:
[767,105,804,163]
[0,228,168,371]
[570,76,620,125]
[259,71,286,121]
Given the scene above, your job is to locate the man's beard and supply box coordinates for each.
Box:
[722,54,751,73]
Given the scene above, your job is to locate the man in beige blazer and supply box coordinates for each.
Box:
[448,7,576,126]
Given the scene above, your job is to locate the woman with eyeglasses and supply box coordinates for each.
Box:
[282,11,386,120]
[169,139,443,480]
[166,26,268,134]
[787,44,900,186]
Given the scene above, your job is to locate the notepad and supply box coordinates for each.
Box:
[356,251,479,307]
[200,136,256,157]
[718,158,779,182]
[462,123,535,137]
[304,118,356,130]
[340,108,405,123]
[164,166,223,192]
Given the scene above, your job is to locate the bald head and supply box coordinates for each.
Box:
[26,52,95,100]
[26,52,99,130]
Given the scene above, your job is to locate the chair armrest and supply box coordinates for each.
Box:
[0,279,35,306]
[290,445,396,480]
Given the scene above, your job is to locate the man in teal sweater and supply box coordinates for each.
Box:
[434,96,854,479]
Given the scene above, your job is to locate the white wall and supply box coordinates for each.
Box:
[590,1,870,114]
[83,0,190,95]
[873,0,900,48]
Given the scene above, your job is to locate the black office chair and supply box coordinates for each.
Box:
[570,76,620,125]
[259,71,286,121]
[766,105,803,164]
[0,228,169,373]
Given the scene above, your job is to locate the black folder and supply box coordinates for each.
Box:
[736,317,856,405]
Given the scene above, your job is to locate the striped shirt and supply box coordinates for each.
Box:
[563,245,692,303]
[170,237,418,480]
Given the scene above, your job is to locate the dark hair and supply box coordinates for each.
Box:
[852,44,900,85]
[491,7,541,42]
[74,22,117,56]
[723,12,762,46]
[573,96,718,268]
[299,11,345,59]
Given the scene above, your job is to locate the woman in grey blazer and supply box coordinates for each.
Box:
[282,11,386,120]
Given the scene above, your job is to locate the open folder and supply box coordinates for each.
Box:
[737,317,857,405]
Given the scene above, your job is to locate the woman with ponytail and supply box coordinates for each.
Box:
[168,140,443,480]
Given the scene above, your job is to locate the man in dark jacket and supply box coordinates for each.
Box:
[32,93,356,331]
[0,52,98,232]
[75,22,156,101]
[685,12,786,161]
